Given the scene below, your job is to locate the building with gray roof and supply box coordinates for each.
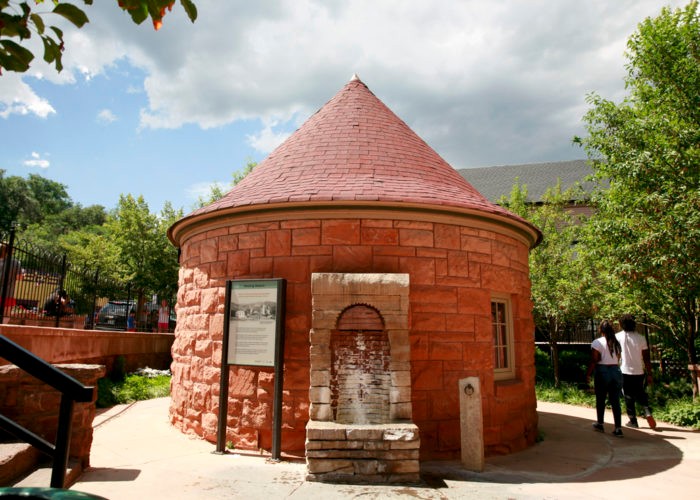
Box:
[458,159,595,204]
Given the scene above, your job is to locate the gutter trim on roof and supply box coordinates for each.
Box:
[168,201,542,250]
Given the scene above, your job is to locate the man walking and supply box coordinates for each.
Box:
[616,314,656,429]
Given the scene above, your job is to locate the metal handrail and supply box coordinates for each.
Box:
[0,335,95,488]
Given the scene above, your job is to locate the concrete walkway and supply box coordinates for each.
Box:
[69,398,700,499]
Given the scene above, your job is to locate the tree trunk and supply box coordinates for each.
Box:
[551,341,561,388]
[685,298,698,400]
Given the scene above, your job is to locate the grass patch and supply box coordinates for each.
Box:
[536,381,595,407]
[97,369,171,408]
[536,377,700,430]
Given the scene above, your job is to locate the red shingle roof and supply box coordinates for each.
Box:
[189,76,529,226]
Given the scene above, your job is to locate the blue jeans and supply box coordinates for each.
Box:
[622,373,652,418]
[594,364,623,427]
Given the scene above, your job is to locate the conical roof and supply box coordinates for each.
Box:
[176,76,539,245]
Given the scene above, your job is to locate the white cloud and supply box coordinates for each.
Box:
[97,109,118,124]
[24,152,50,169]
[0,73,56,119]
[246,120,293,154]
[7,0,690,166]
[185,180,231,202]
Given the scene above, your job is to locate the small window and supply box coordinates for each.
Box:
[492,296,514,380]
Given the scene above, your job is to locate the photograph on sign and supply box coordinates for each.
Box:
[227,280,279,366]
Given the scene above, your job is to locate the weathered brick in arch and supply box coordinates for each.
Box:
[171,216,537,460]
[336,304,384,330]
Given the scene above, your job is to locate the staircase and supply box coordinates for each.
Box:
[1,442,82,488]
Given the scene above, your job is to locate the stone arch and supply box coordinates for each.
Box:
[309,273,412,423]
[331,304,389,424]
[336,303,385,331]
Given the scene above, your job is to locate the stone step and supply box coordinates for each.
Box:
[0,443,81,488]
[0,442,42,486]
[10,460,82,489]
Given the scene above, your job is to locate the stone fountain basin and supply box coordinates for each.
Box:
[305,420,420,483]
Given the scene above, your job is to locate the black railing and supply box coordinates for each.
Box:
[1,225,175,332]
[535,317,682,367]
[0,335,94,488]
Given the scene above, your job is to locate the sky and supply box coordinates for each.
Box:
[0,0,687,215]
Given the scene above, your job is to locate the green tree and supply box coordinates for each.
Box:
[59,226,121,282]
[503,181,594,387]
[0,0,197,74]
[576,2,700,394]
[0,171,84,233]
[151,201,182,302]
[0,170,30,231]
[107,194,179,322]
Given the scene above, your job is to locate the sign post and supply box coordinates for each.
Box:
[216,279,286,459]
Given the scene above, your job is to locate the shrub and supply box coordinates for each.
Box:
[558,349,589,384]
[648,371,694,407]
[535,347,590,385]
[97,371,171,408]
[535,347,553,383]
[655,399,700,429]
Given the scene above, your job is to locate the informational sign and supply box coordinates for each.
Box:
[217,278,286,458]
[226,279,284,366]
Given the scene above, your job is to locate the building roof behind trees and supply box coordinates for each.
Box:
[458,159,595,203]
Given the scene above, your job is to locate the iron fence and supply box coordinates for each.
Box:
[535,316,686,373]
[0,225,174,332]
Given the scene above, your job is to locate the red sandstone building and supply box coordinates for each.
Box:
[168,76,542,480]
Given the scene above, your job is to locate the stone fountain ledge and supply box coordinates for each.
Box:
[305,420,420,484]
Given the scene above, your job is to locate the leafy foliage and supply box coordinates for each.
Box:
[0,0,197,74]
[655,399,700,428]
[535,381,595,407]
[502,181,594,386]
[97,372,171,408]
[576,1,700,374]
[105,194,180,306]
[0,170,84,232]
[535,347,554,383]
[2,171,180,309]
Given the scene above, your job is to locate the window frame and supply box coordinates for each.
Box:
[491,294,515,380]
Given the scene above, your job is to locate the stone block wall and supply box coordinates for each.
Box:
[171,213,537,459]
[306,420,420,483]
[0,363,105,468]
[0,325,173,373]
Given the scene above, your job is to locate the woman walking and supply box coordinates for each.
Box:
[586,320,624,437]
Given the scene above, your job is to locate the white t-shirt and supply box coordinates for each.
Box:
[158,306,169,324]
[616,330,648,375]
[591,337,620,365]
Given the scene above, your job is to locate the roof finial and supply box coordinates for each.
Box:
[350,73,361,82]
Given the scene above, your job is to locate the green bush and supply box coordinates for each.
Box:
[536,347,590,385]
[655,399,700,429]
[558,349,589,384]
[535,347,553,383]
[648,372,694,407]
[96,373,171,408]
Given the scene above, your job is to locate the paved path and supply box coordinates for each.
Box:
[69,398,700,499]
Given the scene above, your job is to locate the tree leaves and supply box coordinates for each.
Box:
[0,39,34,71]
[0,1,197,74]
[53,3,89,28]
[578,1,700,367]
